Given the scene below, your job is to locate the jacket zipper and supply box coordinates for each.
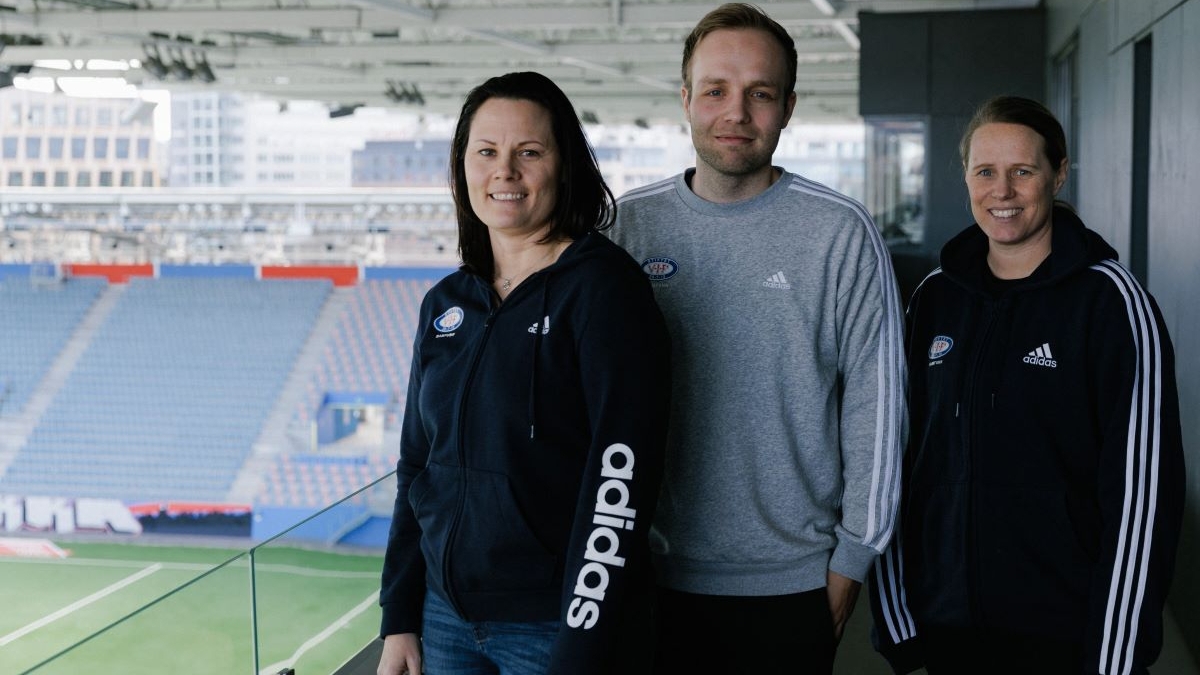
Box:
[441,298,500,619]
[962,300,998,627]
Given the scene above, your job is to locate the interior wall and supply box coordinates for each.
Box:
[1048,0,1200,664]
[859,8,1045,262]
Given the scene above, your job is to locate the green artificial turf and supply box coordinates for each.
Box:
[0,540,383,675]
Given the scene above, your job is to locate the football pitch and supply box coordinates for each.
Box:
[0,539,384,675]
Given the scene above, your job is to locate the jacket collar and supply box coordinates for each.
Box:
[939,205,1118,295]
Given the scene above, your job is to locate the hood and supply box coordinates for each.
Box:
[939,204,1118,295]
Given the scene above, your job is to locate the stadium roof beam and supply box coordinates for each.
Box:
[0,0,1039,123]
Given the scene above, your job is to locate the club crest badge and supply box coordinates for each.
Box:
[434,306,464,333]
[641,257,679,281]
[928,335,954,360]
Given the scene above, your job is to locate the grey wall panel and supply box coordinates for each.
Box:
[1075,0,1200,663]
[859,8,1045,257]
[925,113,974,251]
[1046,0,1098,54]
[1076,3,1132,257]
[928,11,1046,116]
[859,12,929,115]
[1116,0,1153,45]
[1148,1,1200,663]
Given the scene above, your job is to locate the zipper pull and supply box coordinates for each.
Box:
[955,402,960,418]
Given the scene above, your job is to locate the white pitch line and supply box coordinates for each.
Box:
[259,590,379,675]
[0,563,163,647]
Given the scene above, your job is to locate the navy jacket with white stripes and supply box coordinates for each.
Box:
[869,206,1184,675]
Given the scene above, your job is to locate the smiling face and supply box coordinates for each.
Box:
[464,97,560,239]
[683,28,796,197]
[966,122,1068,257]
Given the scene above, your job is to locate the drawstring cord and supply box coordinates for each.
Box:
[527,272,550,440]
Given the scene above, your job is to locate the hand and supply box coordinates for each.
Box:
[377,633,422,675]
[825,570,861,644]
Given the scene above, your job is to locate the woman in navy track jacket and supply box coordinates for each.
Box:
[376,72,670,675]
[869,96,1183,675]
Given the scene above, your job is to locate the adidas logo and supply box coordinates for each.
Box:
[528,315,551,335]
[1022,342,1057,368]
[763,271,792,290]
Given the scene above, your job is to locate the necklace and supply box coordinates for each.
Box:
[496,243,561,295]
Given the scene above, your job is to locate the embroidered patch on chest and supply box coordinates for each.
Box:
[641,257,678,281]
[928,335,953,360]
[434,306,464,333]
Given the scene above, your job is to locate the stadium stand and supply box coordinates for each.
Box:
[0,277,331,502]
[0,277,104,417]
[247,276,436,509]
[257,453,395,508]
[292,278,433,427]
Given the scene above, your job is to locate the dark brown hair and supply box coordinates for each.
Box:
[449,71,616,280]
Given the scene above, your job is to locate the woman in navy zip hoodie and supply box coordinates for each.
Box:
[869,97,1183,674]
[377,71,671,675]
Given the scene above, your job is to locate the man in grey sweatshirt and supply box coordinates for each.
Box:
[608,4,907,672]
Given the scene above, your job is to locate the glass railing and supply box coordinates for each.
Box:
[12,473,392,675]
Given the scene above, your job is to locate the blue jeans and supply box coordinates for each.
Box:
[422,591,559,675]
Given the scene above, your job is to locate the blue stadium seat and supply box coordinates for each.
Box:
[0,277,331,502]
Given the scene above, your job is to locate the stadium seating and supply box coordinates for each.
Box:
[293,278,432,427]
[248,278,433,508]
[0,277,331,502]
[256,452,395,508]
[0,277,104,416]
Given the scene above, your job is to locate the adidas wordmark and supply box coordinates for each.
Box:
[1022,342,1057,368]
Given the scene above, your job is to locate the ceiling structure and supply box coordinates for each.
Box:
[0,0,1038,125]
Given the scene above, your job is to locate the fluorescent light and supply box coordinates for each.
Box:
[14,76,57,94]
[86,59,131,71]
[54,77,139,97]
[32,60,73,71]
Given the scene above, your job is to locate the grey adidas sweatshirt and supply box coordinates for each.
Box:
[608,168,907,595]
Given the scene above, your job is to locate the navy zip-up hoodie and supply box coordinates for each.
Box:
[380,231,671,674]
[870,207,1184,674]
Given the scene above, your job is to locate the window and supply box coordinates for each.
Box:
[141,171,155,187]
[71,137,87,159]
[1051,37,1079,208]
[48,137,64,159]
[28,105,44,126]
[93,137,109,159]
[51,105,68,127]
[115,137,130,159]
[99,170,113,187]
[7,172,23,186]
[75,108,90,126]
[54,171,69,187]
[30,171,46,187]
[25,137,41,159]
[2,137,17,159]
[864,117,927,246]
[137,138,151,159]
[120,170,135,187]
[9,104,21,127]
[96,108,113,127]
[76,171,91,187]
